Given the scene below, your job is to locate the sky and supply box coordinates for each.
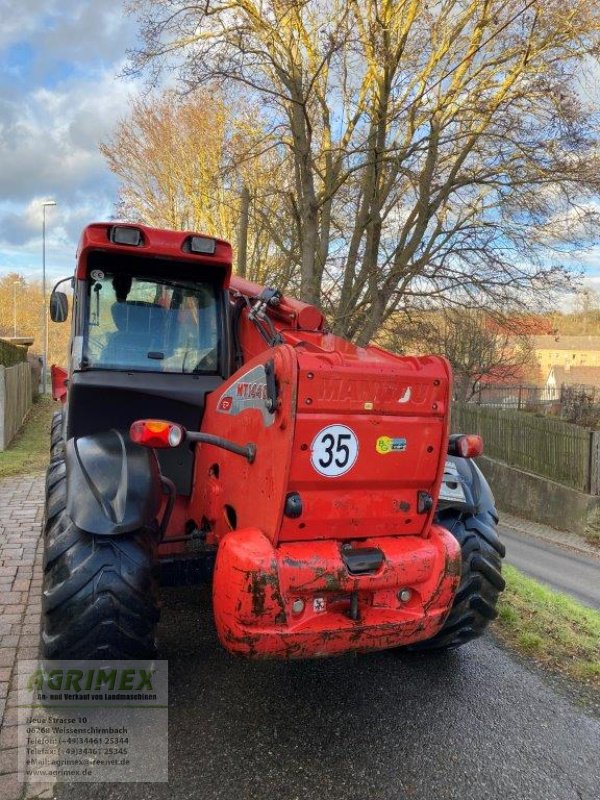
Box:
[1,1,599,304]
[0,1,141,284]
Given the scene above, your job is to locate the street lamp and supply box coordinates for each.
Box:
[12,280,20,337]
[42,200,56,394]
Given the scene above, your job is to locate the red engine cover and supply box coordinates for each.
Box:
[280,348,450,541]
[192,340,450,546]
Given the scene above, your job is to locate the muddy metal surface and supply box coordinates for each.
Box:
[56,585,600,800]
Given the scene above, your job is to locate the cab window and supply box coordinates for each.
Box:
[83,272,219,373]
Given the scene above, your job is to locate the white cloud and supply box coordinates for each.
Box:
[0,70,137,202]
[0,3,142,279]
[0,1,136,65]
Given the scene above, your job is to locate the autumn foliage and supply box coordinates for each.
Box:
[118,0,600,344]
[0,273,70,369]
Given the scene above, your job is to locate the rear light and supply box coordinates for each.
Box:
[110,226,143,246]
[449,434,484,458]
[188,235,216,255]
[130,419,185,448]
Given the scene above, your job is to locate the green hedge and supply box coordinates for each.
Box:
[0,339,27,367]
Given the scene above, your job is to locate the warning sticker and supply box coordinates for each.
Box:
[376,436,407,454]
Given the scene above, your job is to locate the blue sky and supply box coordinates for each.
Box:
[0,1,142,284]
[1,1,600,304]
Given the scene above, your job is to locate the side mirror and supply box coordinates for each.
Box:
[50,291,69,323]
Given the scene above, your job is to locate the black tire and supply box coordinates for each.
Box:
[50,409,65,462]
[41,456,160,659]
[411,508,505,650]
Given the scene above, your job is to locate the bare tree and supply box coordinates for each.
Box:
[126,0,600,341]
[387,308,535,400]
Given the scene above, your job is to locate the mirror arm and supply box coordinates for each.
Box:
[51,276,74,294]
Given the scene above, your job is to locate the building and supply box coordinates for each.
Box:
[532,335,600,381]
[545,364,600,394]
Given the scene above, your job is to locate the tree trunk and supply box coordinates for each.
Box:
[236,184,250,278]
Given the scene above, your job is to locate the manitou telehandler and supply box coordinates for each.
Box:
[43,223,504,660]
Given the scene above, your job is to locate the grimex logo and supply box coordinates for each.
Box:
[27,667,155,693]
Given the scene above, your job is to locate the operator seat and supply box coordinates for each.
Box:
[99,301,167,369]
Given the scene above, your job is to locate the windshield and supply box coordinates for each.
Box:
[83,272,219,373]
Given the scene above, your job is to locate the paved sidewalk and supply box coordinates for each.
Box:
[499,510,600,560]
[0,473,50,800]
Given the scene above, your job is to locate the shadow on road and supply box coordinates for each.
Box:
[55,585,600,800]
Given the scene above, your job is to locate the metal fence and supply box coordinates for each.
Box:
[468,384,560,409]
[451,403,597,494]
[560,383,600,406]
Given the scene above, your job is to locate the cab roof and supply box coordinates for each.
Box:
[76,222,232,285]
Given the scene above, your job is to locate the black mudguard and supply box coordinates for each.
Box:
[65,430,162,535]
[437,453,498,520]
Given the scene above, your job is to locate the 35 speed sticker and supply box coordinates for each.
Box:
[310,424,359,477]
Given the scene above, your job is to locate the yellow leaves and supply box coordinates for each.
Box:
[100,87,296,283]
[101,91,241,238]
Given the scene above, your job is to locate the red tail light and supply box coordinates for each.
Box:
[452,434,484,458]
[130,419,185,448]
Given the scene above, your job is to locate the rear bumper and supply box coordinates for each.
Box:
[212,525,461,659]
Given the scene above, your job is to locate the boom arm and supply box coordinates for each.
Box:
[230,277,326,333]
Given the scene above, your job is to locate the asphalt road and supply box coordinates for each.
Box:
[56,585,600,800]
[499,526,600,609]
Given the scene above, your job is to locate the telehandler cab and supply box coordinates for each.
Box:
[43,222,504,660]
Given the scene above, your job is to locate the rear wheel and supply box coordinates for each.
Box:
[41,455,160,659]
[411,508,505,650]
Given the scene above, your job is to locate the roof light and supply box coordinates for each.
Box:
[110,226,143,246]
[449,434,484,459]
[130,419,185,449]
[189,236,216,255]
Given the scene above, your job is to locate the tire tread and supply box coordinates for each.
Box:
[410,507,504,650]
[41,453,159,660]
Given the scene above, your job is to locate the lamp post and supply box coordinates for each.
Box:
[42,200,56,394]
[12,280,20,337]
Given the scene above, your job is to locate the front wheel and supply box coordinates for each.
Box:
[411,508,505,650]
[41,456,160,660]
[50,409,65,462]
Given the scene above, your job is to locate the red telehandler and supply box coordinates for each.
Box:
[43,223,504,660]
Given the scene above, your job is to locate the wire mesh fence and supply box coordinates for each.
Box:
[467,384,560,409]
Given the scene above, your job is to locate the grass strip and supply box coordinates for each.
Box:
[495,564,600,689]
[0,395,56,478]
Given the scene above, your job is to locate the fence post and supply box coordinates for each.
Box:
[589,431,600,495]
[518,386,523,411]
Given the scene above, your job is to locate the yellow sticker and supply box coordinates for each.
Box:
[376,436,407,454]
[376,436,392,454]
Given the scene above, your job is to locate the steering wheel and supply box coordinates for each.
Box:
[192,349,217,373]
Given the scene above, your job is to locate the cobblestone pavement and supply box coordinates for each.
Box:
[0,473,51,800]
